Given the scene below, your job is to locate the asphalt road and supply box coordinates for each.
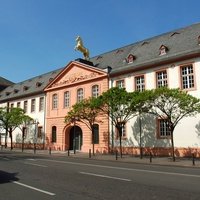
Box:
[1,151,200,200]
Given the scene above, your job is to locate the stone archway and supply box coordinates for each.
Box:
[69,126,82,151]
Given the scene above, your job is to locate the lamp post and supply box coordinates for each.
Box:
[32,119,39,154]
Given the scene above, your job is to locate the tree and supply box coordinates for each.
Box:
[100,87,152,157]
[65,97,103,155]
[149,87,200,161]
[0,107,32,150]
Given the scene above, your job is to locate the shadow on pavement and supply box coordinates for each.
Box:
[0,170,19,184]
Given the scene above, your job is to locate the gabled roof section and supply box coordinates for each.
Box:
[90,22,200,75]
[0,68,63,102]
[45,61,108,91]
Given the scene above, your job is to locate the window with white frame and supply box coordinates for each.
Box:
[135,75,145,91]
[39,97,44,111]
[116,80,125,88]
[157,118,171,138]
[31,99,36,112]
[17,102,21,108]
[64,91,70,108]
[116,122,126,138]
[52,94,58,109]
[156,70,168,88]
[77,88,84,103]
[180,64,195,89]
[24,101,28,113]
[92,85,99,97]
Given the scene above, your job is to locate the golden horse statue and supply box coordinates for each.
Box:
[74,36,90,60]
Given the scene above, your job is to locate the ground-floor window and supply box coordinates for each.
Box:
[52,126,57,142]
[93,124,99,144]
[157,118,171,138]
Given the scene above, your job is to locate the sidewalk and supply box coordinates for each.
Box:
[1,147,200,168]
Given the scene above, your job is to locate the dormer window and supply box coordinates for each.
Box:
[14,89,19,94]
[126,54,135,64]
[116,49,124,54]
[198,36,200,45]
[96,56,103,60]
[159,45,168,56]
[170,32,180,37]
[49,78,54,82]
[23,86,29,91]
[36,82,42,87]
[6,92,10,96]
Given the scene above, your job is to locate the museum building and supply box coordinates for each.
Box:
[1,22,200,156]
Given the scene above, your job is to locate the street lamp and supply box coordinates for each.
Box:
[32,119,39,154]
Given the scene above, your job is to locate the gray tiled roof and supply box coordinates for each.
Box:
[90,22,200,74]
[0,22,200,102]
[0,68,63,102]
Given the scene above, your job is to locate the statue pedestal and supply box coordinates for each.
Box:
[75,58,94,66]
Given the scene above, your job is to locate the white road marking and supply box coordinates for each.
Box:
[42,159,200,178]
[24,162,47,168]
[13,181,55,196]
[80,171,131,181]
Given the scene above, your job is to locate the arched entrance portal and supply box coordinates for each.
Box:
[69,126,82,151]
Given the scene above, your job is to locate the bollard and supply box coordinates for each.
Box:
[192,153,195,166]
[89,149,91,158]
[49,147,51,155]
[150,152,152,163]
[116,150,118,160]
[68,149,70,156]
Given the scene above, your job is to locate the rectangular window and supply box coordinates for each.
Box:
[116,80,125,88]
[17,102,21,108]
[64,91,70,108]
[24,101,28,113]
[37,127,43,138]
[52,94,58,109]
[181,64,195,89]
[77,88,84,103]
[92,85,99,98]
[10,103,14,108]
[39,97,44,111]
[135,75,145,91]
[156,70,168,88]
[157,119,171,138]
[31,99,36,112]
[116,123,126,139]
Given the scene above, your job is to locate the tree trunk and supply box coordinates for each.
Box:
[171,131,175,161]
[9,129,13,150]
[92,128,95,156]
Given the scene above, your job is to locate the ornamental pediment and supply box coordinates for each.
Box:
[45,61,107,90]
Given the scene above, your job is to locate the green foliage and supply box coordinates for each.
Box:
[0,107,33,130]
[65,97,103,131]
[150,87,200,127]
[100,87,153,126]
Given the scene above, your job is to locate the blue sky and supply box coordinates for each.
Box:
[1,0,200,83]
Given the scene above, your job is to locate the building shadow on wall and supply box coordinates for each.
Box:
[131,114,171,156]
[0,170,19,184]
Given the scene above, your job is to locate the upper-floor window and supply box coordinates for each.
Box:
[116,80,125,89]
[17,102,21,108]
[31,99,36,112]
[180,64,195,90]
[77,88,84,103]
[92,85,99,98]
[64,91,70,108]
[156,70,168,88]
[157,118,171,138]
[135,75,145,91]
[24,101,28,113]
[39,97,44,111]
[52,94,58,109]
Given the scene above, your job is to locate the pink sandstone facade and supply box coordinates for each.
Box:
[44,61,109,153]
